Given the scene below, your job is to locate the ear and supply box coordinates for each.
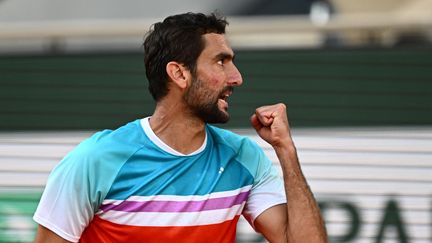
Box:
[166,61,191,89]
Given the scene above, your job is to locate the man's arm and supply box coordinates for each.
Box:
[250,103,327,243]
[34,225,73,243]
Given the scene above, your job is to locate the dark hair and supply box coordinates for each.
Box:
[143,12,228,101]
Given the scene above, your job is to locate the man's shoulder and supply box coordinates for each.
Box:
[206,125,260,152]
[62,119,145,167]
[87,119,144,148]
[207,125,246,144]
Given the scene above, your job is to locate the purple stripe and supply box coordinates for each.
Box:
[100,191,250,213]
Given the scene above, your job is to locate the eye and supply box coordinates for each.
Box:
[217,59,224,66]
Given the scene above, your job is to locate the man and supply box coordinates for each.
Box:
[34,12,327,242]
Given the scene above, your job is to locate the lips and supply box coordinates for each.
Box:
[217,87,233,111]
[219,87,233,102]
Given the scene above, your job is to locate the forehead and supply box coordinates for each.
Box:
[200,33,234,58]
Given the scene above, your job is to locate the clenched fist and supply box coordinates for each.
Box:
[250,103,294,149]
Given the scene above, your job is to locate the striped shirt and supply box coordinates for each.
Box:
[34,118,286,242]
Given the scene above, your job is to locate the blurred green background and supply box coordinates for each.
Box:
[2,48,431,130]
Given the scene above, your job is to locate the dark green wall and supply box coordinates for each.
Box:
[1,48,431,130]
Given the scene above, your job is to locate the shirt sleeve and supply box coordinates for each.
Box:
[33,136,108,242]
[240,138,287,229]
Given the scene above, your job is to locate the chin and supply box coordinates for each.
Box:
[194,103,230,124]
[205,113,230,124]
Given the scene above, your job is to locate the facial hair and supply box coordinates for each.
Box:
[184,77,232,124]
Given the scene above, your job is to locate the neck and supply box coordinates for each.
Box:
[149,101,206,155]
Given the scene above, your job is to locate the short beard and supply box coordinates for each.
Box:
[184,77,231,124]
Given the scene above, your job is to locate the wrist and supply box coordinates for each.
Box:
[273,137,296,152]
[273,137,300,170]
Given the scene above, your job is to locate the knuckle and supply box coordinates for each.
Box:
[277,103,286,110]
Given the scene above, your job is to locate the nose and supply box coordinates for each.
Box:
[227,64,243,87]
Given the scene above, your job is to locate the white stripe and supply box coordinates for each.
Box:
[98,202,245,227]
[102,185,252,204]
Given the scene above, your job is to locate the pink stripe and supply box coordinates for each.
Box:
[100,191,249,213]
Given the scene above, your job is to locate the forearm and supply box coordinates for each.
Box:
[251,103,327,242]
[274,140,327,243]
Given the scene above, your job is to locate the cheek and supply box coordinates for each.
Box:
[209,76,224,87]
[209,70,228,86]
[196,66,227,88]
[200,73,225,89]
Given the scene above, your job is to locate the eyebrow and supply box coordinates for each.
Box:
[215,52,235,61]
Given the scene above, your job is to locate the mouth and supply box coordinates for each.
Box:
[220,93,230,102]
[218,88,233,108]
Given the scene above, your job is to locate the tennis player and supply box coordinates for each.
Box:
[34,12,327,243]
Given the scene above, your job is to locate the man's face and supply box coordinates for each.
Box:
[184,33,243,124]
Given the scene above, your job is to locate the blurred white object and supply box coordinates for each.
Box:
[310,1,331,25]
